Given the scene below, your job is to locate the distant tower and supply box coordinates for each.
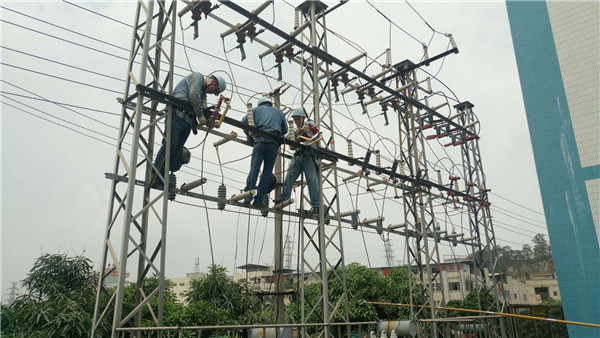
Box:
[384,241,395,268]
[194,257,200,273]
[284,235,294,271]
[4,282,19,305]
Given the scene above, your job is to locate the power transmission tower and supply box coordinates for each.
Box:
[284,235,294,271]
[296,1,350,334]
[4,282,19,305]
[456,101,511,337]
[194,257,200,273]
[91,0,177,336]
[384,241,396,268]
[395,60,446,336]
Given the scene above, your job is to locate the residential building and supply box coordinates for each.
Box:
[170,271,205,304]
[103,263,129,288]
[371,258,528,305]
[233,264,298,292]
[506,1,599,335]
[525,272,561,304]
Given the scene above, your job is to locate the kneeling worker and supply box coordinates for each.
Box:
[153,72,226,182]
[274,108,320,214]
[241,98,288,208]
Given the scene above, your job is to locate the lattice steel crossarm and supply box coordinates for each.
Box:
[91,1,177,336]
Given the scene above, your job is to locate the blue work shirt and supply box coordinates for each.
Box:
[173,72,207,119]
[242,104,288,144]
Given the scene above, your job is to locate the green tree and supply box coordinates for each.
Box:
[287,263,413,325]
[532,234,551,259]
[1,253,106,337]
[514,299,567,338]
[185,265,271,326]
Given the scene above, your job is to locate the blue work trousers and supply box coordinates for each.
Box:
[279,154,320,209]
[244,141,278,204]
[154,114,191,177]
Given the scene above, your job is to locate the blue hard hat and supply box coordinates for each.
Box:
[210,75,227,96]
[291,108,306,118]
[257,98,272,106]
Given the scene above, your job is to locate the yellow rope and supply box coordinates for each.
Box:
[365,301,600,328]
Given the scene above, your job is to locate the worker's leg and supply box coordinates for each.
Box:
[169,118,192,172]
[153,115,188,178]
[253,142,278,205]
[277,155,302,202]
[243,141,265,204]
[303,156,320,209]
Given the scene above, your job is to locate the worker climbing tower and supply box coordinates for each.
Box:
[90,1,515,337]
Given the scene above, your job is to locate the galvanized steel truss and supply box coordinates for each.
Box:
[91,1,177,336]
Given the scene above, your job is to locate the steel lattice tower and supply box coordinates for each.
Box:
[90,2,514,337]
[456,101,511,337]
[296,1,350,334]
[395,61,446,336]
[91,1,177,336]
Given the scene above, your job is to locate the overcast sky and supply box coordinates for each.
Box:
[1,0,548,300]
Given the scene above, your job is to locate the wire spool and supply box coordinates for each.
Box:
[168,173,176,201]
[217,184,227,210]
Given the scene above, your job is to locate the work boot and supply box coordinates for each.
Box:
[273,196,288,205]
[252,200,268,209]
[182,147,191,164]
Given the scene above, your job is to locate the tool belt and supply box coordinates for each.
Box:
[174,109,198,134]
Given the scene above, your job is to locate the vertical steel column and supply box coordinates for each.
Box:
[91,1,177,336]
[395,61,445,337]
[297,1,349,335]
[456,101,512,338]
[273,91,285,326]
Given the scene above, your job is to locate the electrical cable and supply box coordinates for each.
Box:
[490,192,545,216]
[2,101,114,147]
[0,91,119,116]
[1,62,122,95]
[365,0,424,46]
[1,79,119,130]
[7,1,544,287]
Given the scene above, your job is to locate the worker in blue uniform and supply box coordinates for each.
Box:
[153,72,226,182]
[241,97,288,208]
[274,108,321,214]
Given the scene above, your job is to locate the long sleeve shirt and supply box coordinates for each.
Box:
[295,119,319,152]
[173,72,207,120]
[242,105,288,144]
